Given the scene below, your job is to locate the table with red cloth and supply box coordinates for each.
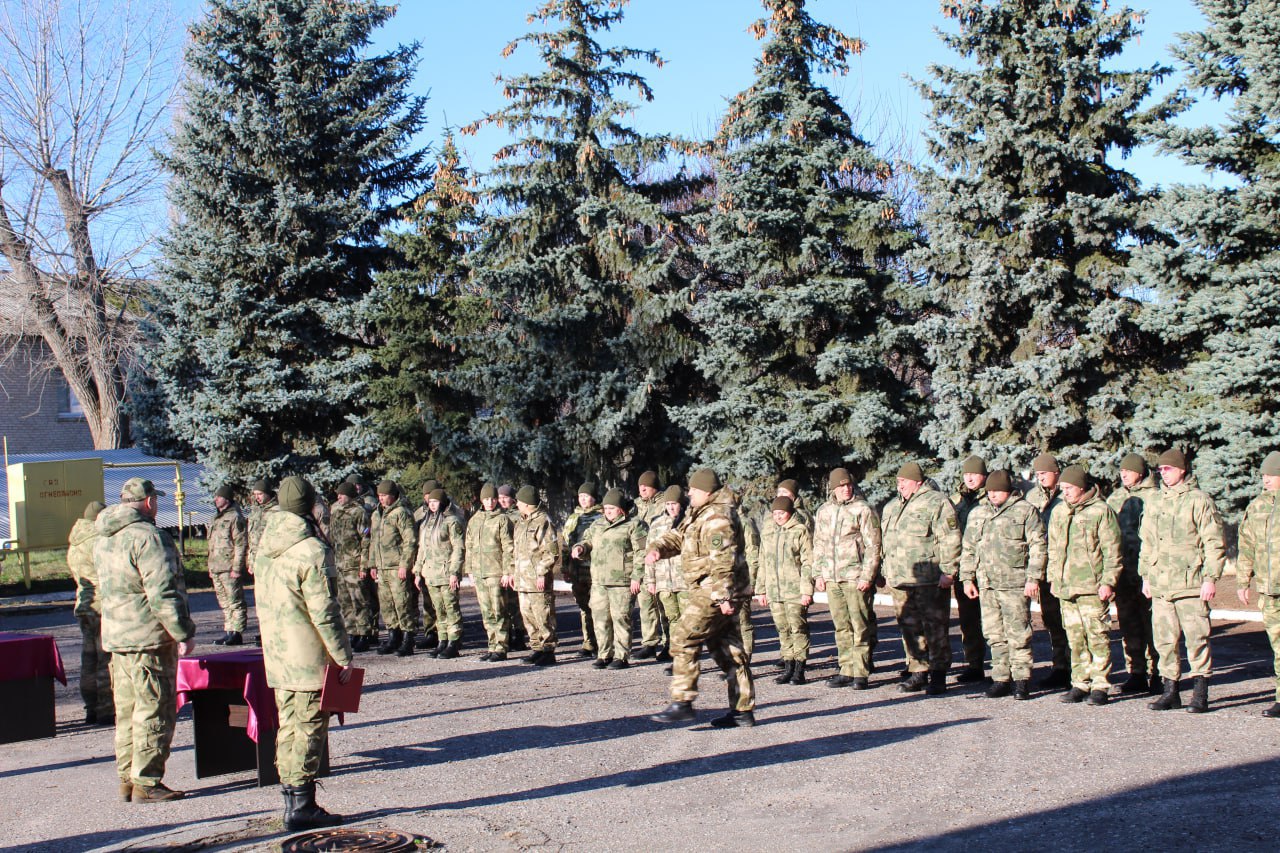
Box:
[176,648,275,742]
[0,632,67,743]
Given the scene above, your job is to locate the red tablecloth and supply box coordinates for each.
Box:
[0,632,67,685]
[176,648,276,742]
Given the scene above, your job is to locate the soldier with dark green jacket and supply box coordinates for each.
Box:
[1106,453,1160,693]
[207,485,248,647]
[573,489,647,668]
[331,484,374,651]
[514,485,561,665]
[96,478,195,803]
[466,484,514,661]
[366,480,419,656]
[960,470,1044,700]
[562,482,603,658]
[1236,451,1280,718]
[883,463,961,696]
[1024,453,1071,688]
[68,500,111,724]
[757,496,814,685]
[1140,448,1225,714]
[255,476,354,832]
[415,489,466,659]
[1047,466,1122,706]
[633,471,670,661]
[950,455,989,682]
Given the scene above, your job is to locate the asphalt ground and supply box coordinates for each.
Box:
[1,589,1278,853]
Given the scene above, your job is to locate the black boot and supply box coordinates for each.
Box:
[1185,676,1209,714]
[1262,703,1280,718]
[377,629,401,655]
[791,661,807,685]
[1149,673,1164,695]
[439,640,460,659]
[214,631,231,646]
[986,680,1013,698]
[775,660,795,685]
[651,701,695,723]
[425,639,443,658]
[655,645,672,663]
[926,669,947,696]
[349,634,365,653]
[1120,671,1149,694]
[1037,668,1070,690]
[955,666,986,684]
[1012,680,1031,700]
[1060,687,1088,704]
[828,674,854,688]
[1148,678,1181,711]
[224,631,243,646]
[396,630,416,656]
[283,783,343,832]
[899,671,928,693]
[416,631,438,651]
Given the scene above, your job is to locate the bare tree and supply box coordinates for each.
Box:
[0,0,178,448]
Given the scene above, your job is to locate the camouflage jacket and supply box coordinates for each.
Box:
[1138,479,1226,599]
[812,496,882,585]
[95,504,195,652]
[207,503,247,575]
[311,495,331,539]
[1238,489,1280,596]
[415,507,465,585]
[648,487,751,605]
[465,509,513,579]
[67,518,101,617]
[578,515,648,587]
[644,511,687,592]
[329,500,369,573]
[246,498,278,571]
[742,514,761,594]
[414,500,468,528]
[1047,488,1123,597]
[756,515,814,603]
[365,503,417,573]
[1105,475,1158,582]
[1025,483,1062,524]
[254,511,353,692]
[951,487,986,534]
[960,493,1047,590]
[513,507,561,592]
[561,506,602,581]
[633,495,666,528]
[881,484,962,588]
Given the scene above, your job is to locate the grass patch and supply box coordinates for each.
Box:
[0,536,215,597]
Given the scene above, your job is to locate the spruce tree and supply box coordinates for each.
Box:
[145,0,427,485]
[670,0,916,500]
[1129,0,1280,518]
[910,0,1165,485]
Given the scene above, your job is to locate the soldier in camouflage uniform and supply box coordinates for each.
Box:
[68,500,111,724]
[562,482,603,658]
[950,456,989,683]
[645,486,688,675]
[207,485,248,647]
[331,483,375,651]
[467,483,514,661]
[883,462,961,696]
[254,476,354,831]
[1236,451,1280,718]
[573,488,648,668]
[1106,453,1160,693]
[246,479,278,575]
[409,482,443,650]
[345,476,382,628]
[1024,453,1071,688]
[366,480,419,657]
[775,478,814,531]
[648,469,756,728]
[960,470,1045,700]
[633,471,670,661]
[1047,466,1122,706]
[416,489,466,659]
[498,484,528,650]
[757,496,814,685]
[96,478,196,803]
[1140,448,1225,714]
[513,485,561,665]
[814,468,882,689]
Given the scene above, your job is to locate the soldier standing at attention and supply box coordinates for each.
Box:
[410,482,441,651]
[562,482,603,658]
[254,476,354,831]
[497,484,527,650]
[647,469,755,728]
[1106,453,1160,694]
[757,496,814,685]
[573,488,648,669]
[645,486,688,676]
[951,456,989,683]
[467,483,514,661]
[1141,448,1226,713]
[246,479,278,574]
[1047,465,1122,706]
[775,478,813,531]
[633,471,669,662]
[814,468,882,689]
[415,488,465,659]
[68,500,111,725]
[367,480,419,657]
[513,485,561,665]
[96,477,196,803]
[207,485,248,647]
[1025,453,1071,688]
[346,476,381,630]
[960,470,1044,700]
[1236,451,1280,718]
[883,462,961,696]
[331,483,375,652]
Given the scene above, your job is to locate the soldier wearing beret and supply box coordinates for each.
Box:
[562,481,603,658]
[207,485,248,647]
[466,483,514,661]
[1024,453,1071,688]
[68,500,112,724]
[757,495,815,685]
[513,485,561,665]
[573,488,648,668]
[366,480,419,656]
[1106,453,1160,693]
[1236,451,1280,718]
[634,470,670,662]
[950,456,990,683]
[331,482,375,652]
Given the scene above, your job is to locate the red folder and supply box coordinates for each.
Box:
[320,665,364,713]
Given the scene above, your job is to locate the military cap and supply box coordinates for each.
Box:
[121,477,165,501]
[1060,465,1089,490]
[516,485,538,505]
[829,467,853,489]
[602,488,626,509]
[1263,452,1280,477]
[497,484,516,498]
[777,478,799,497]
[428,488,445,502]
[1157,448,1188,470]
[279,475,315,516]
[83,500,106,521]
[480,482,497,500]
[577,481,597,498]
[335,482,357,498]
[1032,453,1059,473]
[986,470,1013,493]
[896,462,924,483]
[214,484,235,501]
[251,478,275,494]
[638,470,659,488]
[344,474,364,486]
[1120,453,1148,475]
[422,479,440,495]
[688,469,720,493]
[662,485,683,503]
[961,455,988,476]
[376,479,400,497]
[771,496,794,513]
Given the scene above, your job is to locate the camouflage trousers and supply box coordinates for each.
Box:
[519,590,557,652]
[669,589,754,711]
[423,581,462,641]
[376,570,419,633]
[657,589,689,630]
[335,565,374,636]
[474,576,509,652]
[1259,593,1280,702]
[416,580,435,636]
[590,585,635,662]
[891,584,951,673]
[110,645,178,787]
[767,600,810,662]
[504,586,525,645]
[570,572,596,653]
[1114,578,1157,676]
[1038,580,1070,671]
[637,587,665,648]
[979,588,1033,682]
[1152,595,1212,680]
[954,581,985,670]
[76,612,113,718]
[360,574,381,626]
[739,600,755,660]
[1060,593,1112,691]
[274,688,327,786]
[827,581,875,677]
[209,570,247,633]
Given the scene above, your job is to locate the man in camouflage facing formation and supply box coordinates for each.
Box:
[561,482,603,658]
[950,456,989,683]
[1236,451,1280,718]
[1106,452,1160,693]
[331,482,375,651]
[367,480,419,657]
[513,484,561,665]
[415,488,466,659]
[467,483,514,661]
[573,488,648,669]
[68,499,111,724]
[207,485,248,647]
[96,477,196,803]
[756,495,814,685]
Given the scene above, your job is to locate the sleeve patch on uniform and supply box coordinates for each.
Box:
[710,534,724,549]
[946,516,957,530]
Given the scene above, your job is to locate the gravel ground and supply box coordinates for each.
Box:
[1,589,1277,853]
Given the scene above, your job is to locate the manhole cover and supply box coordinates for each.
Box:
[281,828,428,852]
